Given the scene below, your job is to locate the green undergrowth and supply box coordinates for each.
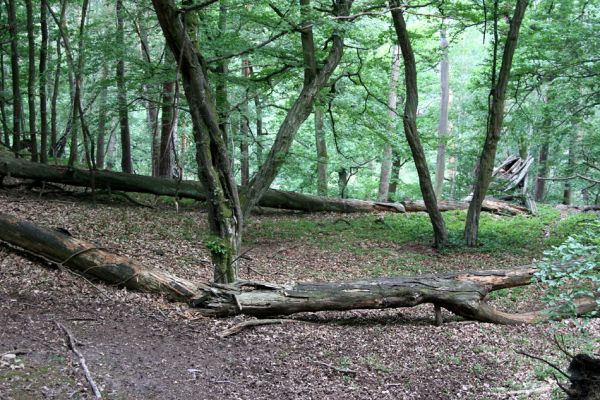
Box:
[246,205,563,257]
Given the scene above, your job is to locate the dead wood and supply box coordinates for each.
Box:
[219,318,301,338]
[1,213,595,325]
[1,155,528,215]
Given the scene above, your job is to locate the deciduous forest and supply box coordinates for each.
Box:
[0,0,599,399]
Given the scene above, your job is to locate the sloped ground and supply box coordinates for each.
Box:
[1,187,598,399]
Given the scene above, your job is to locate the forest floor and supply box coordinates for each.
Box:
[0,186,599,400]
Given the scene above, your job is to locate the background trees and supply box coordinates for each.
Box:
[0,0,598,252]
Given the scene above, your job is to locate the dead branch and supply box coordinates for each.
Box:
[218,318,301,338]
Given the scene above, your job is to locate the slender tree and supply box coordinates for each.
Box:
[390,0,447,247]
[158,47,176,178]
[464,0,529,246]
[378,44,401,202]
[50,35,61,158]
[39,0,49,163]
[116,0,133,173]
[240,57,251,186]
[434,23,450,199]
[96,66,109,169]
[8,0,22,153]
[26,0,38,161]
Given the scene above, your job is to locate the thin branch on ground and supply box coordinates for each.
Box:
[56,322,102,399]
[313,360,358,374]
[219,318,301,338]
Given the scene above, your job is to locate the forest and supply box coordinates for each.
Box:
[0,0,599,399]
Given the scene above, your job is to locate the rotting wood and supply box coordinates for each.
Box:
[0,155,529,215]
[1,213,595,325]
[219,318,301,338]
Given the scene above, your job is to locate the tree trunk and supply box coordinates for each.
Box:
[158,48,176,178]
[8,0,22,153]
[116,0,133,173]
[378,44,401,202]
[240,58,251,186]
[390,2,447,248]
[535,138,550,202]
[255,96,265,164]
[387,152,404,201]
[1,212,595,324]
[26,0,39,162]
[50,35,61,159]
[434,24,450,199]
[0,52,9,146]
[39,0,49,164]
[153,0,242,283]
[95,66,109,170]
[562,133,578,205]
[314,108,328,195]
[106,128,116,170]
[215,0,230,146]
[464,0,529,247]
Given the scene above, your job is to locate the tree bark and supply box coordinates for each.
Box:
[390,2,447,248]
[39,0,49,164]
[563,133,578,205]
[535,138,550,201]
[116,0,133,173]
[0,52,9,146]
[464,0,529,246]
[240,58,251,186]
[434,24,450,199]
[378,44,401,202]
[95,66,109,170]
[1,212,595,324]
[153,0,242,283]
[387,152,404,201]
[8,0,22,153]
[0,155,533,216]
[50,35,61,158]
[158,47,176,178]
[26,0,39,162]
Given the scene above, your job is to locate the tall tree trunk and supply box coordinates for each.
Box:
[300,0,328,196]
[26,0,38,162]
[158,47,176,178]
[464,0,529,247]
[390,1,447,248]
[106,127,116,170]
[378,44,401,201]
[434,24,450,199]
[562,133,578,205]
[240,58,250,186]
[8,0,22,153]
[135,17,160,177]
[152,0,243,283]
[116,0,133,173]
[96,66,109,169]
[534,137,550,201]
[0,53,10,146]
[39,0,49,163]
[255,95,265,164]
[50,36,61,158]
[215,0,229,145]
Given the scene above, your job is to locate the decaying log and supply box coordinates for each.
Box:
[0,155,528,215]
[1,213,594,324]
[0,155,404,213]
[402,199,529,215]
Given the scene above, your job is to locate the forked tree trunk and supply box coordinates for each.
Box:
[378,44,401,202]
[464,0,529,246]
[434,24,450,199]
[390,2,447,247]
[0,213,595,324]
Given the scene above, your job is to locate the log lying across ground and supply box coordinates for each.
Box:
[2,213,595,325]
[0,155,527,215]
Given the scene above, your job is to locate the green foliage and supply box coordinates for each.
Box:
[203,235,230,256]
[534,217,600,318]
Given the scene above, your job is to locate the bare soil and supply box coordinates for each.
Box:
[1,187,598,399]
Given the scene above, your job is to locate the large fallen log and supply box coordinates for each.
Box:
[0,155,528,215]
[2,212,589,324]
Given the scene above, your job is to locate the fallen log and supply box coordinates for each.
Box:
[0,155,404,213]
[0,155,528,215]
[1,212,593,324]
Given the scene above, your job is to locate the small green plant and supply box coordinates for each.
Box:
[534,218,600,318]
[203,236,230,255]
